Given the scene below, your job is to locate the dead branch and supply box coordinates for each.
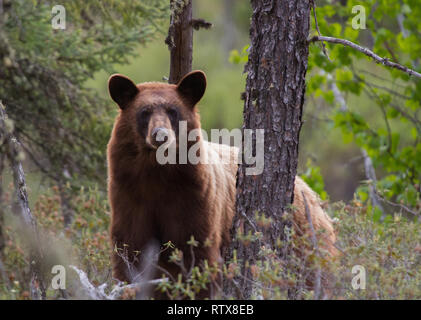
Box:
[191,18,212,30]
[309,36,421,79]
[310,0,330,61]
[70,265,168,300]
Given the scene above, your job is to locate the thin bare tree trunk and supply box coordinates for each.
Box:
[223,0,311,299]
[325,71,386,218]
[166,0,193,84]
[0,152,5,257]
[0,102,46,299]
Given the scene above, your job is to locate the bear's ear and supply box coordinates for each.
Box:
[108,74,139,109]
[176,70,207,108]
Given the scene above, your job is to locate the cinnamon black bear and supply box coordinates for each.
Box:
[107,70,337,299]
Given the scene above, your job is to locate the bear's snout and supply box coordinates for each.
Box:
[151,127,169,147]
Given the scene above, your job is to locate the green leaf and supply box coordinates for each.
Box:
[372,206,383,223]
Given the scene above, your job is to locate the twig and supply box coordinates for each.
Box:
[362,82,411,100]
[301,192,322,300]
[188,244,195,279]
[191,19,212,30]
[354,68,407,87]
[240,210,258,233]
[309,36,421,79]
[383,40,399,63]
[352,70,421,133]
[376,193,419,217]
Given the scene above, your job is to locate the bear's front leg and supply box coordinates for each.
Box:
[110,212,156,284]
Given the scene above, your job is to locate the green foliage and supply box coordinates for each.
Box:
[0,186,111,299]
[307,0,421,212]
[227,0,420,213]
[229,45,249,65]
[1,0,420,301]
[0,0,168,188]
[0,186,420,300]
[155,201,421,300]
[301,159,328,200]
[331,201,421,299]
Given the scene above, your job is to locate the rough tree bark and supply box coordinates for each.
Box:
[223,0,311,299]
[165,0,212,82]
[166,0,193,84]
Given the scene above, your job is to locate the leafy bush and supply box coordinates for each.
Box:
[0,0,169,187]
[0,186,419,300]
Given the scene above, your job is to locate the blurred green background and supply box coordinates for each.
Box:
[85,0,413,203]
[0,0,419,207]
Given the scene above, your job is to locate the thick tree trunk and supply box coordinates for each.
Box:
[166,0,193,84]
[223,0,310,299]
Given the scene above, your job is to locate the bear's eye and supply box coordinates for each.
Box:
[136,109,152,139]
[167,108,179,133]
[138,109,152,119]
[167,108,179,122]
[167,108,178,118]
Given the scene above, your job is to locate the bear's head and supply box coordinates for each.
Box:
[108,70,206,154]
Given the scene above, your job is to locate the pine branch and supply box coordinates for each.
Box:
[309,35,421,79]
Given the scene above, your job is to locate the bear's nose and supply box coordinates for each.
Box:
[151,127,169,147]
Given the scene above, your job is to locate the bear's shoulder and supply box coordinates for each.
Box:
[205,141,238,175]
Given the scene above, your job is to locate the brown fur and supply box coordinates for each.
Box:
[107,71,338,299]
[107,73,236,299]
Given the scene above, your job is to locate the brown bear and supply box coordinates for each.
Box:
[107,70,337,299]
